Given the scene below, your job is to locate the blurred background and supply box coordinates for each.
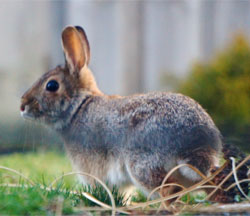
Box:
[0,0,249,154]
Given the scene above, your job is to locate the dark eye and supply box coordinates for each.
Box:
[46,80,59,92]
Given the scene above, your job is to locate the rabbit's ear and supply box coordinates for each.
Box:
[75,26,90,65]
[61,26,86,74]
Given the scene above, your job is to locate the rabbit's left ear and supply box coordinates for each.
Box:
[61,26,86,74]
[75,26,90,65]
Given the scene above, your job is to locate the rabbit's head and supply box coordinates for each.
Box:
[20,26,102,129]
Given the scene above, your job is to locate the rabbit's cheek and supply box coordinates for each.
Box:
[40,96,56,111]
[60,100,70,113]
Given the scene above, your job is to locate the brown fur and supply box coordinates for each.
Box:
[79,67,103,96]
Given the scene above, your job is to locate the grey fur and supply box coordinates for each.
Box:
[20,26,222,195]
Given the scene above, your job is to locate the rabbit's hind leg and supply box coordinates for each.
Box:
[160,149,217,208]
[126,148,217,206]
[126,159,183,213]
[176,147,219,204]
[126,157,167,197]
[125,157,181,201]
[177,147,218,185]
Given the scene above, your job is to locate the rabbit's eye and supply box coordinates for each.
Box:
[46,80,59,92]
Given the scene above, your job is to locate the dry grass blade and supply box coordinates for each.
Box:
[225,179,250,192]
[75,207,118,212]
[160,163,214,193]
[147,183,186,202]
[185,202,250,214]
[175,185,218,202]
[158,163,213,209]
[230,157,250,201]
[79,192,130,214]
[49,171,118,216]
[81,192,113,209]
[145,183,186,212]
[0,165,34,185]
[206,155,250,201]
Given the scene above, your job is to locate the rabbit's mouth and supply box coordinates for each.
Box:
[20,105,43,121]
[21,110,36,120]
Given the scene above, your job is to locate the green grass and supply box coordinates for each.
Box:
[0,183,126,215]
[0,151,127,215]
[0,151,73,185]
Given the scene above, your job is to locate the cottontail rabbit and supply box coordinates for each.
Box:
[21,26,222,197]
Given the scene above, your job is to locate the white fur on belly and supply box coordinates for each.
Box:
[107,161,130,186]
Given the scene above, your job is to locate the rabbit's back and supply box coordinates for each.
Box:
[70,92,221,157]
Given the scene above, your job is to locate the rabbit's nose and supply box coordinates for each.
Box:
[20,97,31,112]
[20,104,25,112]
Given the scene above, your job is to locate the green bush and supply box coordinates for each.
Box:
[179,35,250,150]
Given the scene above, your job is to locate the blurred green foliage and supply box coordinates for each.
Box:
[179,35,250,150]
